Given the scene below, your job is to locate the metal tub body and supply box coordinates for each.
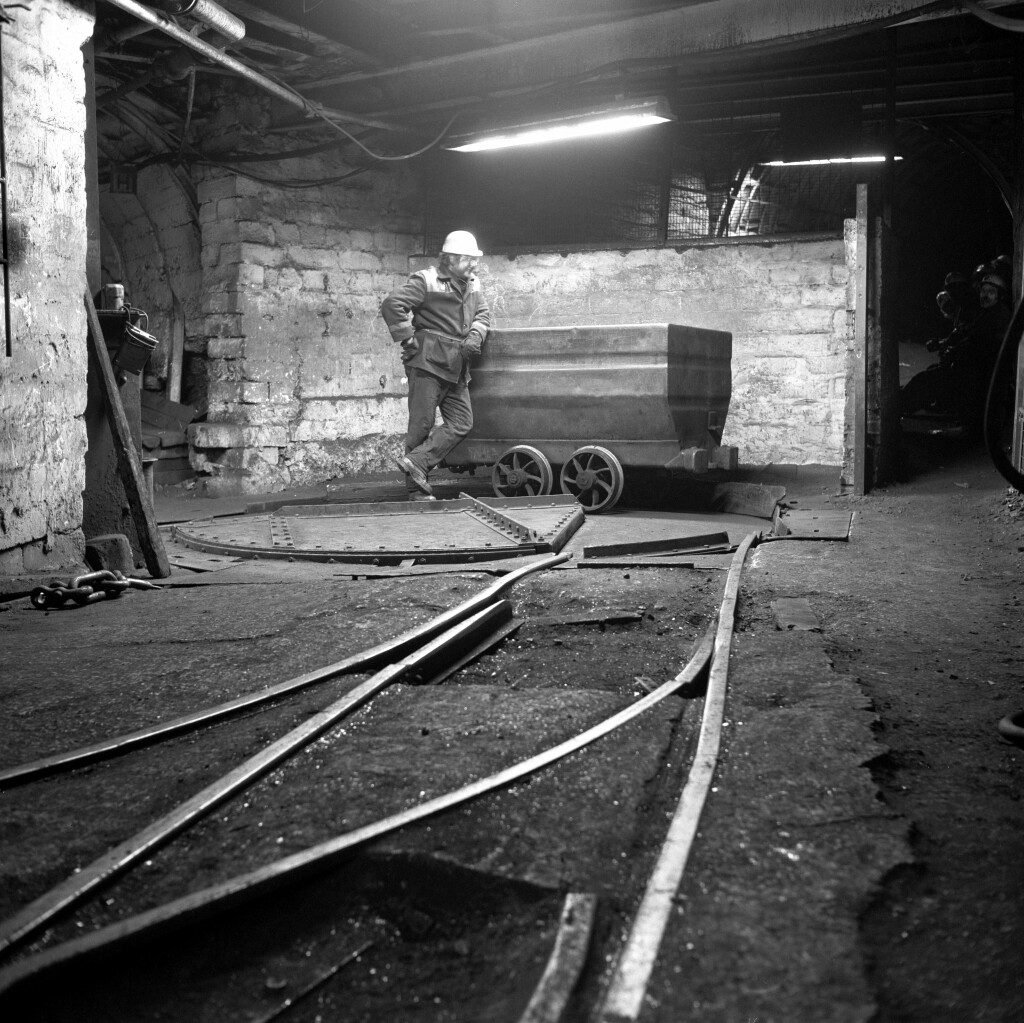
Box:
[445,323,737,473]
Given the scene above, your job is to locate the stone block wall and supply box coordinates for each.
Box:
[99,164,203,389]
[197,228,851,494]
[477,238,853,466]
[190,163,421,494]
[0,0,93,575]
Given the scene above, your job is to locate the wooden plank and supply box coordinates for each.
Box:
[853,183,868,495]
[582,531,729,559]
[140,389,197,432]
[780,509,853,540]
[166,555,237,573]
[85,291,171,579]
[166,291,185,404]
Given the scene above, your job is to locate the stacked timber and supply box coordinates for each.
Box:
[140,391,197,486]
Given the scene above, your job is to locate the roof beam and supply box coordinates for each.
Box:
[219,0,385,71]
[309,0,1006,113]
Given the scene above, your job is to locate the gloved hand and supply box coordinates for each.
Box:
[399,336,419,360]
[462,329,483,357]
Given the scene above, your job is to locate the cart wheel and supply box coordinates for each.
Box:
[559,445,625,513]
[491,445,554,498]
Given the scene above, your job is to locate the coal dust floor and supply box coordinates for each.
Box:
[0,566,722,1023]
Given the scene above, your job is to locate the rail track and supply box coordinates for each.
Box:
[0,535,756,1022]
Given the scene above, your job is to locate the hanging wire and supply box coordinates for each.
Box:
[984,300,1024,492]
[109,94,373,188]
[263,68,463,161]
[189,160,369,189]
[962,0,1024,33]
[311,108,461,161]
[175,68,196,164]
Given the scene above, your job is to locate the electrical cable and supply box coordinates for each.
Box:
[191,160,369,188]
[983,296,1024,492]
[175,67,195,163]
[998,710,1024,746]
[980,298,1024,754]
[183,136,354,163]
[962,0,1024,33]
[108,92,375,187]
[263,69,463,160]
[134,129,379,168]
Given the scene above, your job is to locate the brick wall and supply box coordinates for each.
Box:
[185,114,852,496]
[477,238,853,467]
[189,163,422,494]
[0,0,92,575]
[196,228,851,494]
[99,164,203,387]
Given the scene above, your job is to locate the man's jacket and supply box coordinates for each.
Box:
[380,266,491,384]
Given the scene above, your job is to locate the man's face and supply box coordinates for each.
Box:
[442,253,480,280]
[979,283,1000,309]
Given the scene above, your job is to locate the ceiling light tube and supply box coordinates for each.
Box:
[762,155,903,167]
[446,96,674,153]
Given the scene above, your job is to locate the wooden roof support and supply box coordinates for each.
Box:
[84,291,171,580]
[312,0,1007,113]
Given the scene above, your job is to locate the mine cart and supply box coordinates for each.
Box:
[443,322,738,512]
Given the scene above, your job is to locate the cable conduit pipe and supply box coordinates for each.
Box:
[998,710,1024,746]
[962,0,1024,33]
[99,0,395,130]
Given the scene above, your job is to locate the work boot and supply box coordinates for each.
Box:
[396,455,432,495]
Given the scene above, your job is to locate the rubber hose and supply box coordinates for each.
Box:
[997,709,1024,747]
[983,295,1024,493]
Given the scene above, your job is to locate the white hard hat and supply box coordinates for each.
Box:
[441,230,482,257]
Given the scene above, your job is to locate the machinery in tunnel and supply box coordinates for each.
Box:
[442,322,739,513]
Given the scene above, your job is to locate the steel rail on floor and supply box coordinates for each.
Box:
[0,613,721,998]
[0,553,570,789]
[0,601,520,961]
[598,531,758,1023]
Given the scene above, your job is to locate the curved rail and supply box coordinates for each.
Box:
[0,601,518,960]
[0,617,719,996]
[517,892,598,1023]
[998,709,1024,747]
[598,531,757,1023]
[0,553,570,789]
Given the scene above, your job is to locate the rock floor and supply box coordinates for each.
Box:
[0,432,1021,1022]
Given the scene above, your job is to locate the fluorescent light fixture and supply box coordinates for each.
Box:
[762,155,903,167]
[446,96,674,153]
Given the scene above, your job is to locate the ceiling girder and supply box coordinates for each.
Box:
[308,0,976,114]
[220,0,385,71]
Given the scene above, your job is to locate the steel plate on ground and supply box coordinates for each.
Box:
[778,509,853,540]
[172,495,585,565]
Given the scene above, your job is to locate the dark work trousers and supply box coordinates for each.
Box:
[403,366,473,492]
